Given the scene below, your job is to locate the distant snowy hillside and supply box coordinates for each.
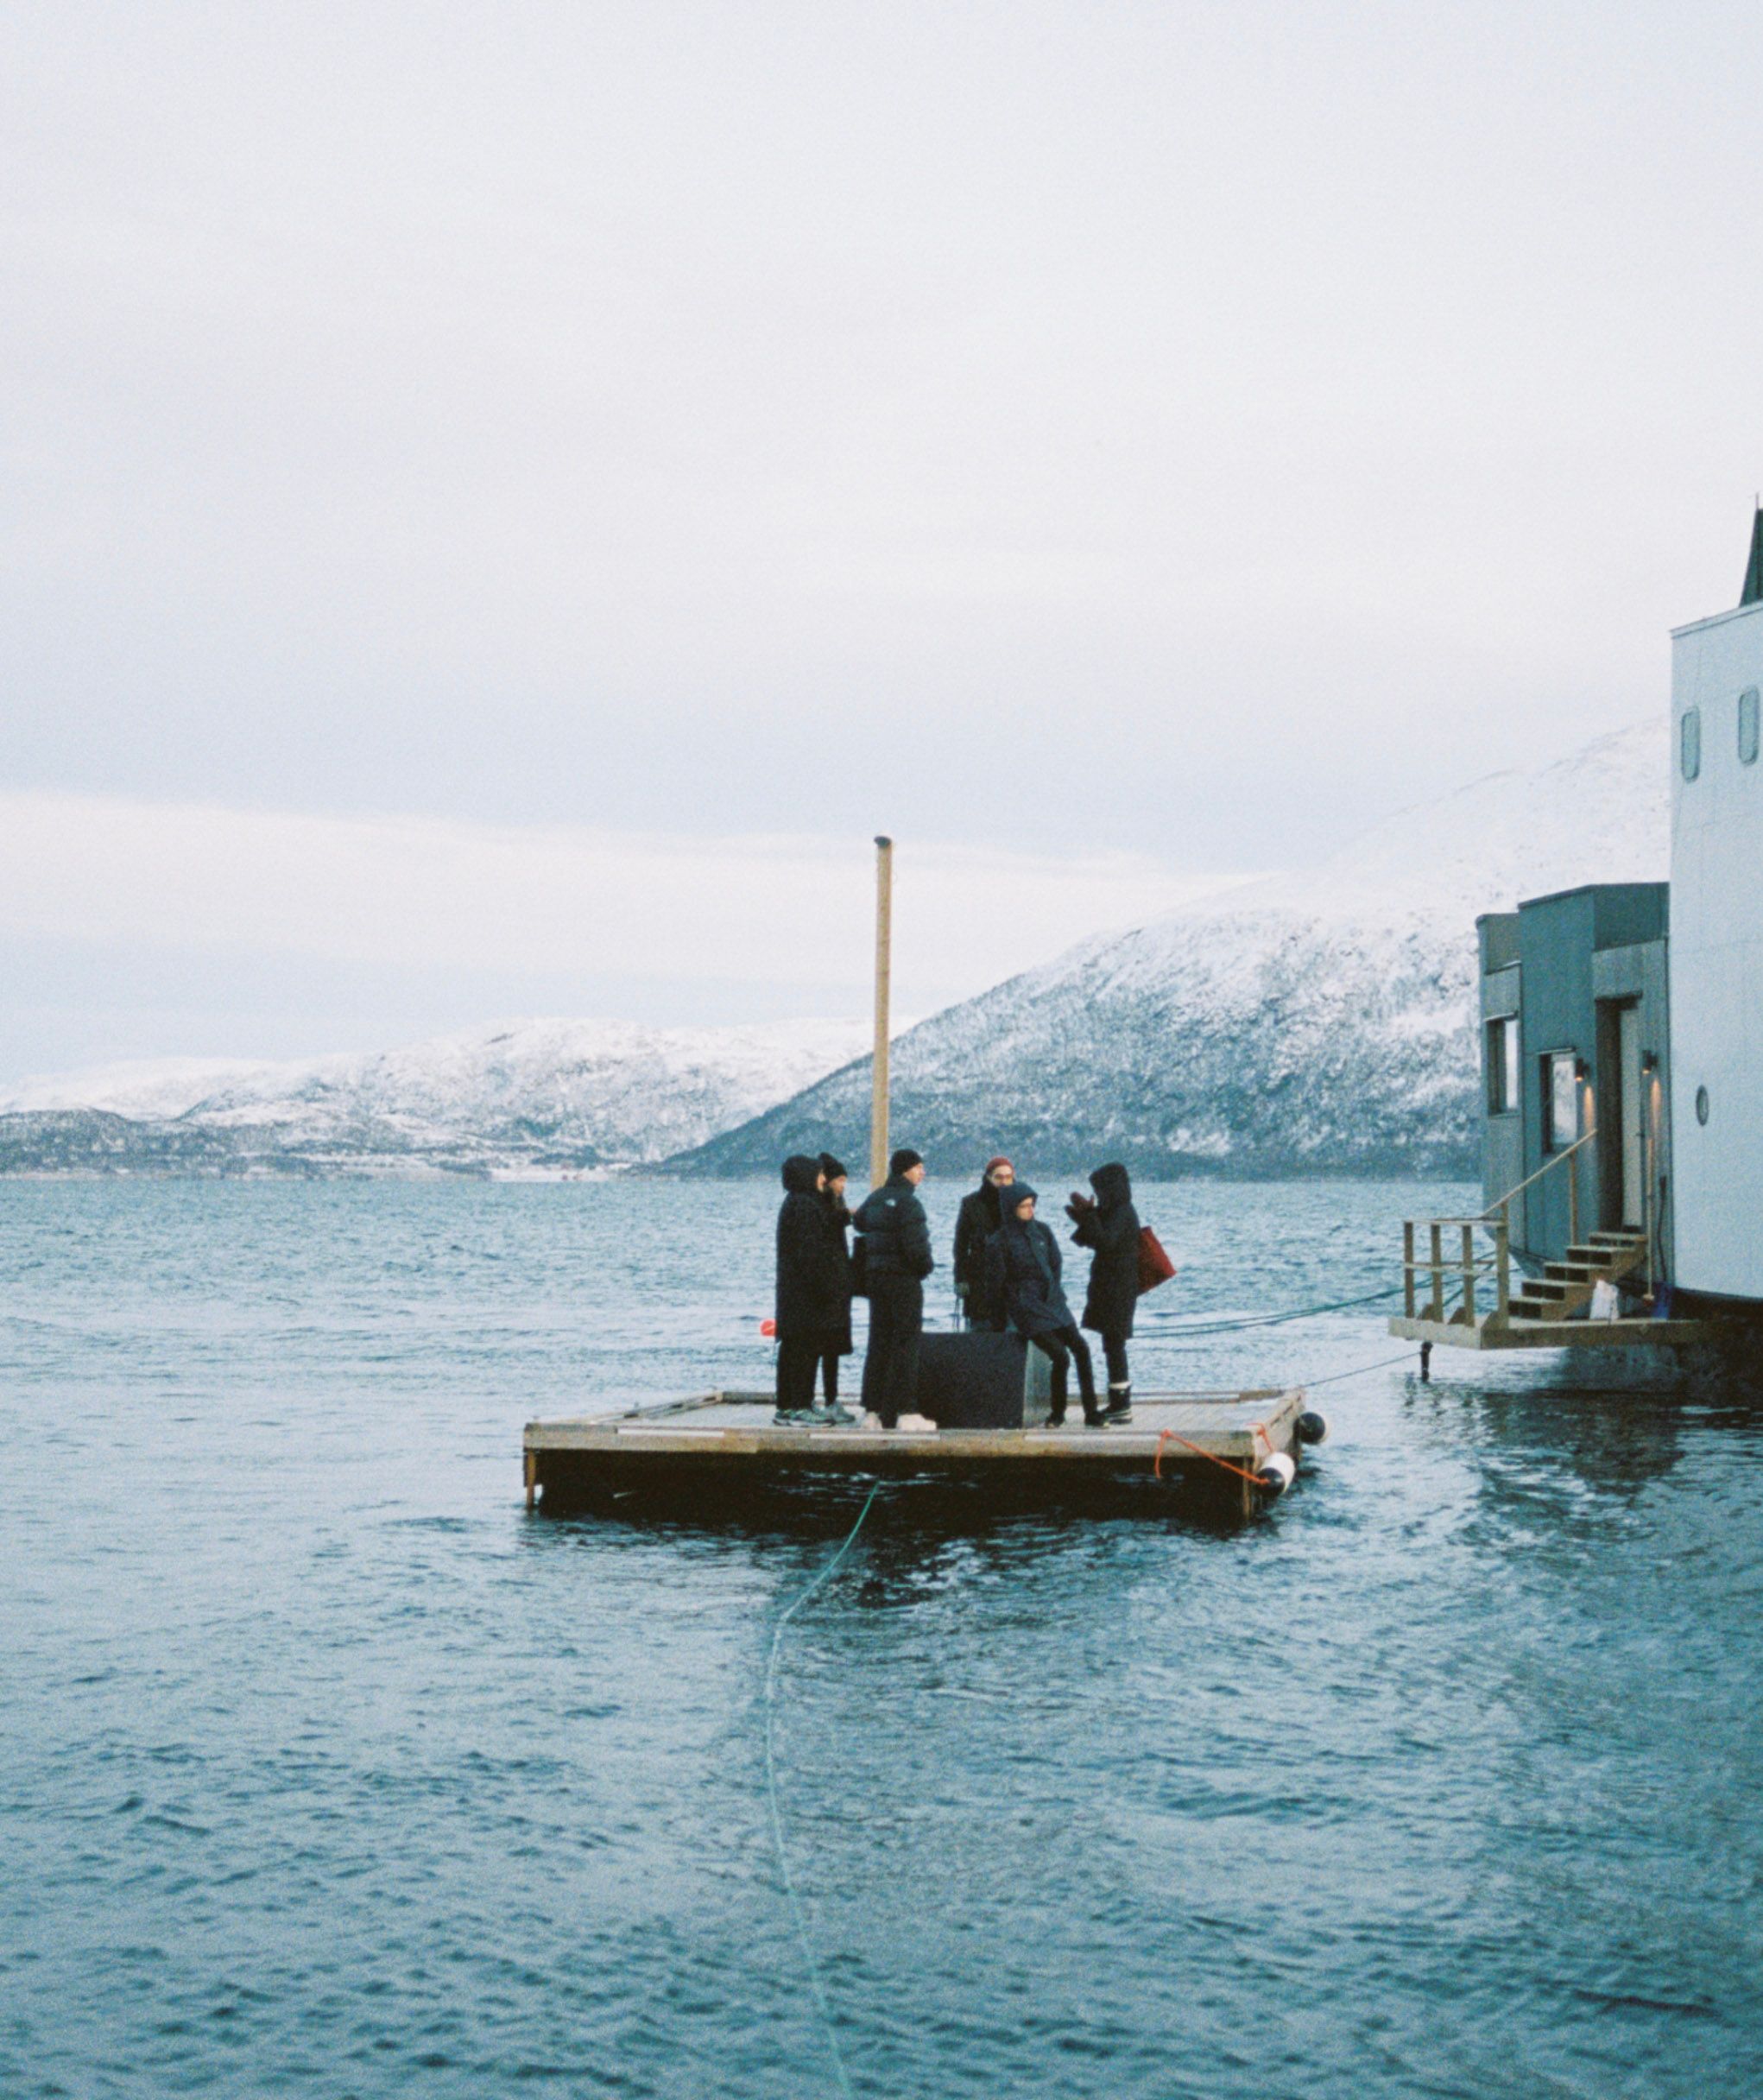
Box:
[676,722,1670,1177]
[0,1018,869,1176]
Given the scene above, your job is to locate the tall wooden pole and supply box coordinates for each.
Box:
[869,835,893,1188]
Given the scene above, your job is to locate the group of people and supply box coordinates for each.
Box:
[773,1146,1143,1432]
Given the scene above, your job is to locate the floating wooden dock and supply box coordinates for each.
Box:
[1388,1309,1709,1350]
[524,1386,1308,1521]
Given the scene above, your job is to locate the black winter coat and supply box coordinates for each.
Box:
[820,1187,856,1355]
[984,1184,1076,1338]
[1071,1161,1141,1338]
[775,1155,849,1338]
[952,1180,1005,1319]
[852,1174,934,1281]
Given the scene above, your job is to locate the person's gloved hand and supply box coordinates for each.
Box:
[1066,1191,1095,1220]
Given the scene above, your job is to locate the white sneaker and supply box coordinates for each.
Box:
[894,1413,938,1433]
[859,1411,885,1431]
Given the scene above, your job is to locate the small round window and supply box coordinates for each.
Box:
[1681,707,1703,781]
[1696,1085,1710,1126]
[1741,687,1760,766]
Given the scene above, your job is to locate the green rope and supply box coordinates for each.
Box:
[1162,1281,1407,1338]
[762,1483,881,2098]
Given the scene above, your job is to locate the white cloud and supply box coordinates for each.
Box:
[0,788,1240,1023]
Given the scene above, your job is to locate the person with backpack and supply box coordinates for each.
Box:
[984,1182,1103,1428]
[1066,1161,1141,1425]
[852,1148,937,1432]
[774,1155,849,1425]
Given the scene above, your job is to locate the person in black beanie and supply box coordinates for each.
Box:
[852,1149,936,1430]
[815,1153,856,1422]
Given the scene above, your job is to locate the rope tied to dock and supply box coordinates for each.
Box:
[761,1483,881,2100]
[1152,1426,1267,1487]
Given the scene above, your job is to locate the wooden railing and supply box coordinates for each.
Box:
[1484,1127,1596,1253]
[1401,1129,1596,1332]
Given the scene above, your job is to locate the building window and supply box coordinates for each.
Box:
[1486,1016,1520,1113]
[1742,687,1760,765]
[1681,706,1702,781]
[1543,1052,1579,1152]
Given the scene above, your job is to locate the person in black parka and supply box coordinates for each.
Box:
[1068,1161,1140,1423]
[852,1148,936,1430]
[816,1152,856,1419]
[774,1154,848,1422]
[952,1154,1014,1327]
[984,1182,1102,1427]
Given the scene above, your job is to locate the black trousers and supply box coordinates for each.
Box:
[1096,1328,1130,1391]
[818,1350,842,1402]
[776,1335,822,1413]
[1033,1324,1096,1415]
[861,1275,923,1426]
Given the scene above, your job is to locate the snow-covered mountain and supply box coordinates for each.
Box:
[674,722,1671,1177]
[0,1017,869,1176]
[1,721,1670,1180]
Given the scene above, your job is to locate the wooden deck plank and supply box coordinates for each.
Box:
[1388,1314,1709,1350]
[524,1388,1304,1469]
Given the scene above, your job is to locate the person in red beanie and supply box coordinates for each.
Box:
[953,1154,1014,1328]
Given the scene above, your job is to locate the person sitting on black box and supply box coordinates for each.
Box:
[984,1183,1103,1428]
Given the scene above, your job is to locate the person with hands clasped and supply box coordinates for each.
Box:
[952,1154,1014,1326]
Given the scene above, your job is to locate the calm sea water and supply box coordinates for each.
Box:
[3,1176,1760,2099]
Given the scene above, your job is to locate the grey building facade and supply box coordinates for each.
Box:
[1476,883,1671,1284]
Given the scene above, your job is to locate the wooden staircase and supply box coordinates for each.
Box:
[1391,1196,1706,1353]
[1507,1230,1648,1325]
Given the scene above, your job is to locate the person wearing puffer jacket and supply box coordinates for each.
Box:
[983,1182,1103,1428]
[1067,1161,1141,1425]
[851,1148,937,1432]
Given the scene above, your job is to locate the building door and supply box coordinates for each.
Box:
[1618,1002,1644,1229]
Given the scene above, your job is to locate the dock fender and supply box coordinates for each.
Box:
[1295,1409,1329,1446]
[1255,1451,1297,1498]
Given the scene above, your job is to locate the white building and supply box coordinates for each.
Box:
[1669,515,1763,1303]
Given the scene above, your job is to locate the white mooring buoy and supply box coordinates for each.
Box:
[1256,1451,1297,1497]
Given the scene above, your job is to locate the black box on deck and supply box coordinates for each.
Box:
[915,1330,1052,1430]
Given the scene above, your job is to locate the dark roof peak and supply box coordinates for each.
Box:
[1742,503,1763,608]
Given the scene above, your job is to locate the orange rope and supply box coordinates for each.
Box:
[1153,1426,1267,1487]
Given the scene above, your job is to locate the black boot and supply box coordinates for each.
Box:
[1103,1383,1133,1425]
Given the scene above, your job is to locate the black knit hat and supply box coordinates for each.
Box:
[889,1148,924,1177]
[818,1152,849,1181]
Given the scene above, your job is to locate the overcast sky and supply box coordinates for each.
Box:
[5,2,1762,1077]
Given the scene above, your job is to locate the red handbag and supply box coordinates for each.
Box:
[1136,1224,1177,1294]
